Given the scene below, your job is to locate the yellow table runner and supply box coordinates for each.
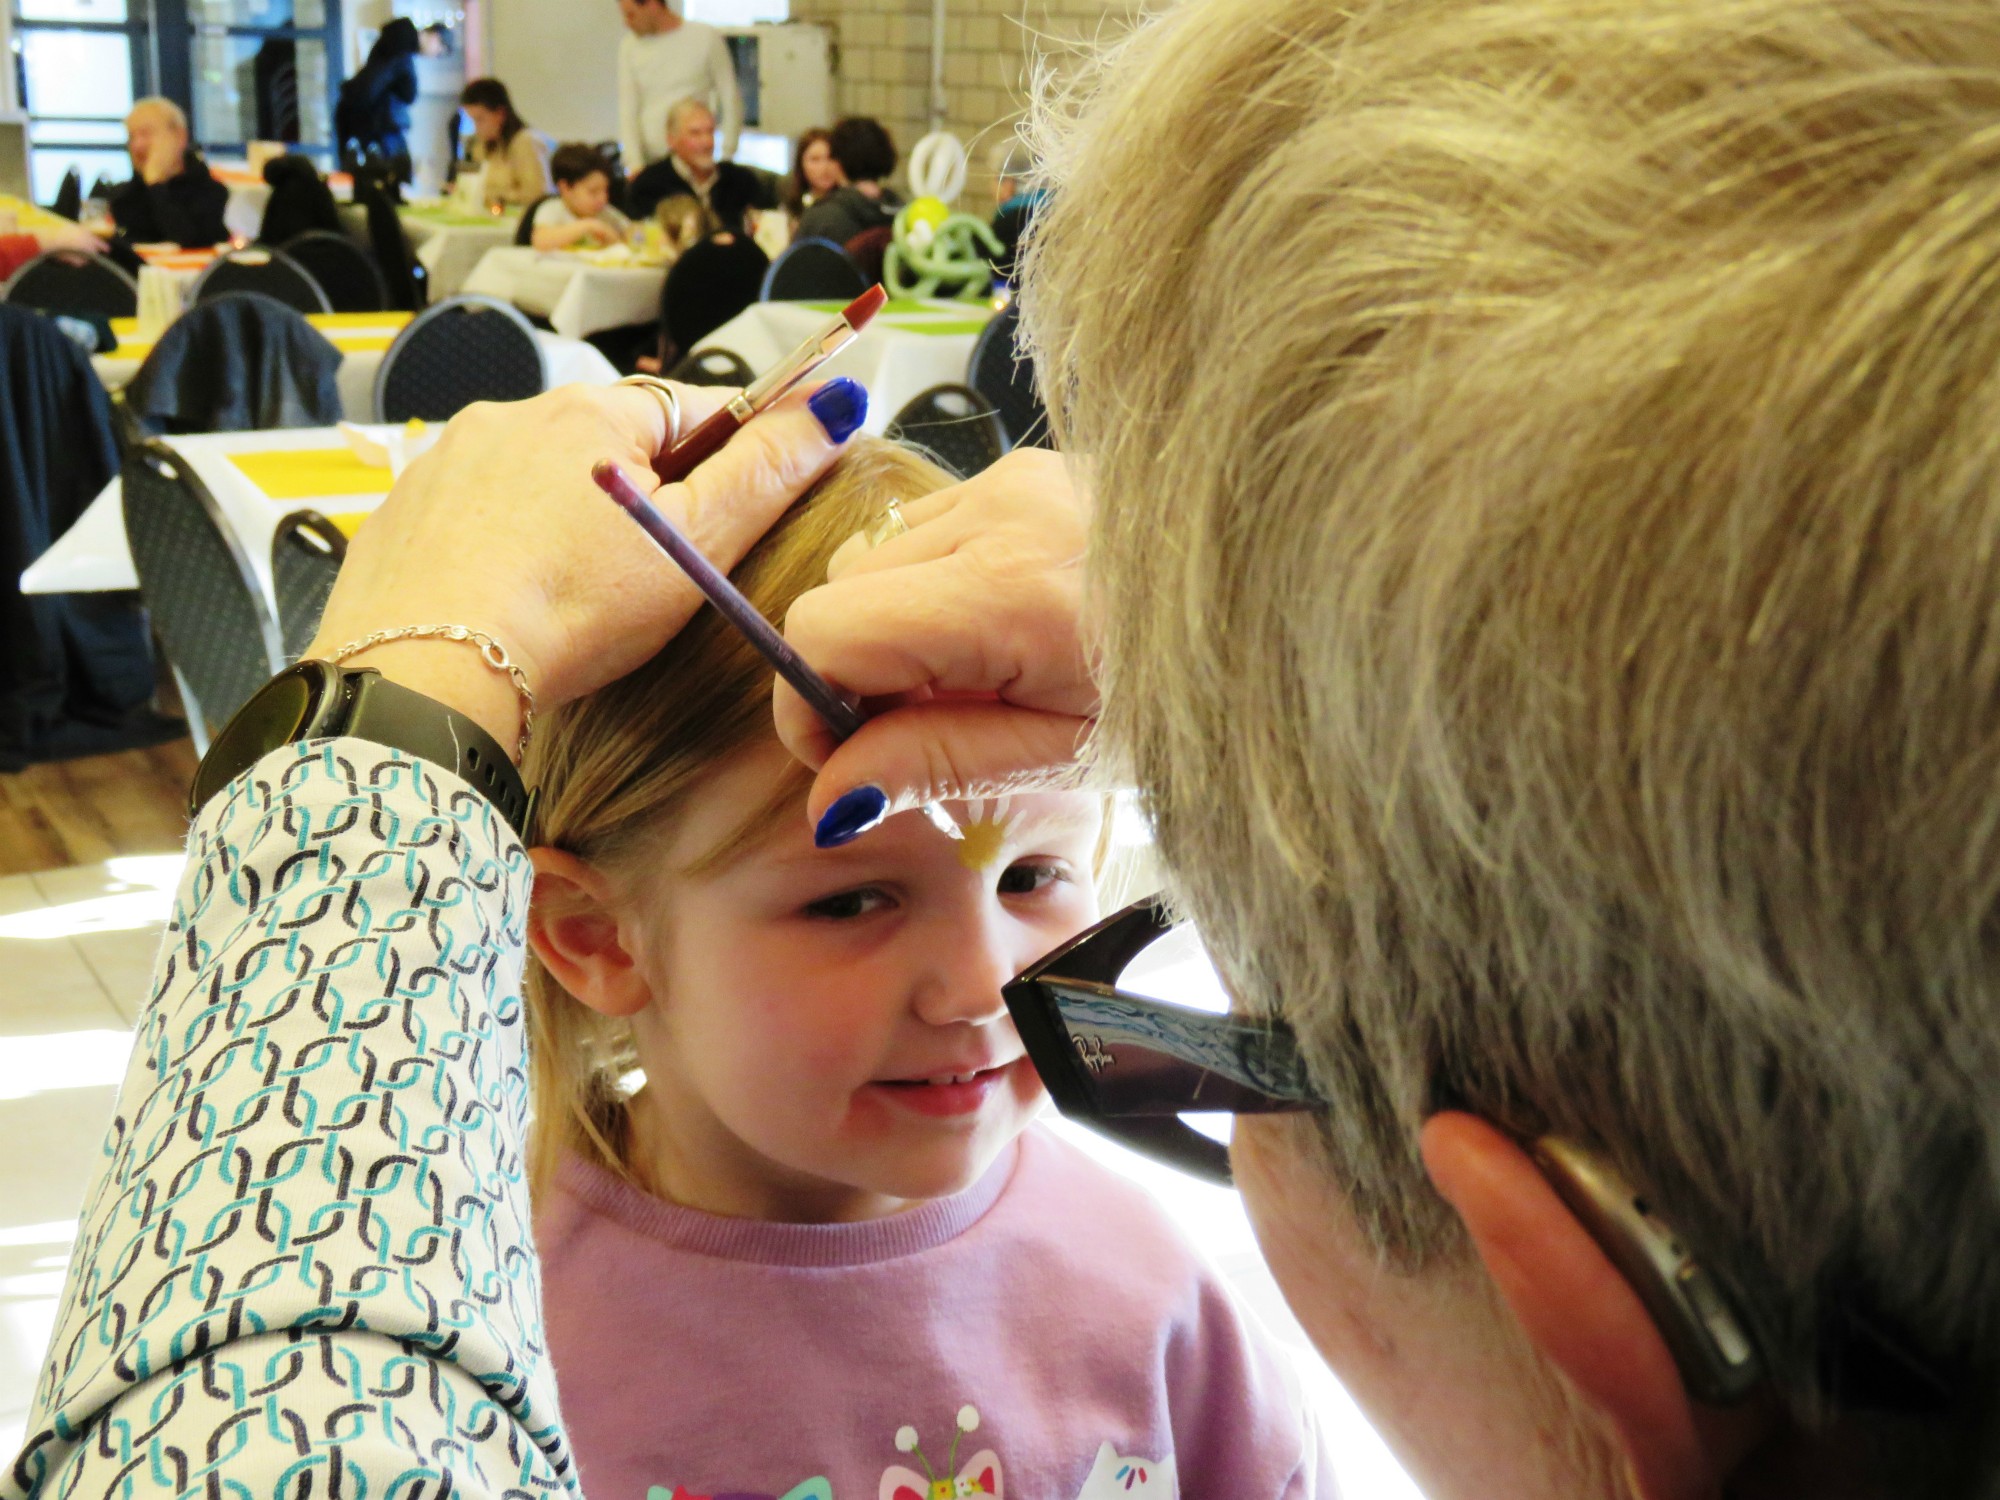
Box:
[107,311,413,364]
[226,449,396,501]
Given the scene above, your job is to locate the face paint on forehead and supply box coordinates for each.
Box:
[952,797,1017,871]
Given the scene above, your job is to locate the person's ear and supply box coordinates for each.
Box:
[1419,1112,1717,1500]
[527,847,653,1018]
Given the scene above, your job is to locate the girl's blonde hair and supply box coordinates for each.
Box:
[523,441,954,1199]
[655,194,717,259]
[1027,0,2000,1472]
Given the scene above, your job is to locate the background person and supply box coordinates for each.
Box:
[0,222,107,282]
[335,18,421,184]
[782,126,842,225]
[459,77,553,209]
[108,97,227,248]
[626,98,774,227]
[617,0,741,171]
[794,117,902,247]
[527,144,631,250]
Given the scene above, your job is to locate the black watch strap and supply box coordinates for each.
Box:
[190,660,538,840]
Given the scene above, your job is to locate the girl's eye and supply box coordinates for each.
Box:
[997,860,1069,897]
[803,887,893,921]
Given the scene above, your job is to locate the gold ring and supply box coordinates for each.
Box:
[620,375,683,448]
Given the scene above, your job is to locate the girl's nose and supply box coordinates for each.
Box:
[908,911,1018,1029]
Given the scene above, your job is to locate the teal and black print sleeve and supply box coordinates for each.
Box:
[3,740,576,1500]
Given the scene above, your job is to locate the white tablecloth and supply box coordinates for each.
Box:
[403,210,521,300]
[90,326,619,423]
[696,299,999,436]
[23,429,394,601]
[462,246,666,340]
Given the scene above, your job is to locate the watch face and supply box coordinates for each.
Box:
[189,665,323,815]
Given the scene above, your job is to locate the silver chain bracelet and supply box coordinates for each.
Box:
[322,624,536,760]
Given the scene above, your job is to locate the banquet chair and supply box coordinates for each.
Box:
[666,346,755,387]
[281,230,389,313]
[271,509,347,661]
[354,175,428,312]
[760,237,866,302]
[885,384,1007,480]
[374,294,545,422]
[192,247,333,316]
[51,168,81,222]
[122,439,285,751]
[845,225,894,287]
[125,293,342,436]
[967,301,1051,451]
[0,250,138,321]
[515,196,555,246]
[660,236,767,366]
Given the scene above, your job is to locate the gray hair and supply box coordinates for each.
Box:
[665,97,714,138]
[1024,0,2000,1479]
[127,96,188,134]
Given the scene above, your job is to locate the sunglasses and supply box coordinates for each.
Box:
[1002,895,1325,1185]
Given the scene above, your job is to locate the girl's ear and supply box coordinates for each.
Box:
[528,847,655,1018]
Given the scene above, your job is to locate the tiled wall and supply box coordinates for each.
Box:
[788,0,1136,201]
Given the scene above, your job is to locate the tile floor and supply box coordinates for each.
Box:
[0,857,1422,1498]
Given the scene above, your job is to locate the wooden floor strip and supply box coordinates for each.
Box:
[0,738,198,878]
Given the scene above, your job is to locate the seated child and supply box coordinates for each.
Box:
[530,142,631,251]
[655,193,717,264]
[524,439,1334,1500]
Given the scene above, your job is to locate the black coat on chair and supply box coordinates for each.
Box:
[126,293,344,436]
[0,304,157,768]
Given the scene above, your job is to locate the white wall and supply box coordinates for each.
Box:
[487,0,627,145]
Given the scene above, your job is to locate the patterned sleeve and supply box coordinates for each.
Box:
[2,740,576,1500]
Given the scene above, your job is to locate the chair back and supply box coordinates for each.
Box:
[666,345,755,387]
[0,250,138,320]
[885,383,1007,479]
[192,246,333,315]
[52,168,82,221]
[515,195,555,247]
[760,237,866,302]
[845,225,894,286]
[374,294,546,422]
[662,236,767,358]
[966,301,1050,450]
[280,229,389,313]
[354,175,427,311]
[271,509,347,660]
[126,293,343,436]
[122,439,284,742]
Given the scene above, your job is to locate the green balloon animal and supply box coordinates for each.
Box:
[884,196,1005,302]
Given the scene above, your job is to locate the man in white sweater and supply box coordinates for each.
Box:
[617,0,742,168]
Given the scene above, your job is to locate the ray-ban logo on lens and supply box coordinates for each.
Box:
[1072,1034,1112,1073]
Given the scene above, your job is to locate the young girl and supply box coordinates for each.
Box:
[523,440,1331,1499]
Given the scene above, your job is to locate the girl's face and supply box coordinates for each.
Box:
[559,170,611,219]
[801,138,843,196]
[619,742,1103,1222]
[465,104,502,144]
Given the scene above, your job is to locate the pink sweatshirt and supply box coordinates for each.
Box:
[537,1124,1336,1500]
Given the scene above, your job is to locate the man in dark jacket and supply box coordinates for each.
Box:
[110,98,229,248]
[626,98,775,229]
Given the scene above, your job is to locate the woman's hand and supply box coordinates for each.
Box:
[306,382,856,755]
[775,448,1100,829]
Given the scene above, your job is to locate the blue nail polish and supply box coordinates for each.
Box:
[815,784,889,848]
[807,377,868,444]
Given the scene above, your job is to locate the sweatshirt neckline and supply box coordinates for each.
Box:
[554,1138,1021,1268]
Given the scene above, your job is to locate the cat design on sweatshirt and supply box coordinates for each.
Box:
[1072,1442,1178,1499]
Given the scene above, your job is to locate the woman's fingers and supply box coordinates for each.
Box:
[823,449,1069,581]
[799,702,1096,827]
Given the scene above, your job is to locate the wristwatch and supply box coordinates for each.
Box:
[189,659,537,839]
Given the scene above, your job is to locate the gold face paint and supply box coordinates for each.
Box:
[952,797,1016,871]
